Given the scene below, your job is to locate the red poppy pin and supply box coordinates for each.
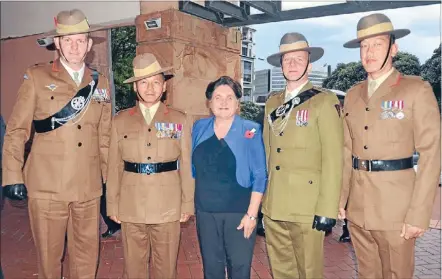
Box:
[245,128,256,139]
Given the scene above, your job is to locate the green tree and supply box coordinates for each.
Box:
[322,51,421,92]
[421,44,441,109]
[240,101,264,125]
[111,26,137,112]
[393,52,421,76]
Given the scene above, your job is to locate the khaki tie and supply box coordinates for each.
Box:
[144,108,152,125]
[73,72,80,86]
[368,80,377,98]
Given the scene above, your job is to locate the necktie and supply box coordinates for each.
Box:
[144,108,152,125]
[73,72,80,86]
[368,80,377,98]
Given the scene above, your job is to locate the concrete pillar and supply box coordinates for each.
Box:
[135,4,241,118]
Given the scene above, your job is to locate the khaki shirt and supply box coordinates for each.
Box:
[262,81,344,223]
[340,69,441,230]
[2,59,112,202]
[106,102,194,224]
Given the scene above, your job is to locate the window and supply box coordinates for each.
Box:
[242,61,252,83]
[242,46,248,56]
[243,88,252,96]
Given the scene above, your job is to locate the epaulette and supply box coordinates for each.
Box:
[267,90,283,100]
[402,74,423,81]
[166,105,186,115]
[31,61,51,68]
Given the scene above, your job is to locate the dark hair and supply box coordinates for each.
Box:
[205,76,242,100]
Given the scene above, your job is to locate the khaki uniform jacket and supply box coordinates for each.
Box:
[106,102,194,224]
[340,69,441,230]
[2,59,111,202]
[262,81,344,223]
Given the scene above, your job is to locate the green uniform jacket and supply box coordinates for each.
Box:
[262,81,344,223]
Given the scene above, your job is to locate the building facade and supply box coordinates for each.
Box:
[240,26,256,102]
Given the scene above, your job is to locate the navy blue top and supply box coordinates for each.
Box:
[192,134,252,213]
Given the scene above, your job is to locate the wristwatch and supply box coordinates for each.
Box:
[246,213,257,220]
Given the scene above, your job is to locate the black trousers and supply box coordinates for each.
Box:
[196,211,256,279]
[100,183,120,231]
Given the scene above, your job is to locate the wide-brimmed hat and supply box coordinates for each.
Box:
[123,53,174,84]
[40,9,105,39]
[267,32,324,67]
[344,13,410,48]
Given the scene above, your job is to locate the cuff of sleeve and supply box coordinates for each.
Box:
[2,172,25,187]
[181,201,195,215]
[405,213,430,230]
[106,204,119,217]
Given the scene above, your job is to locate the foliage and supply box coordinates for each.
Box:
[392,52,421,76]
[421,44,441,109]
[240,101,264,126]
[322,51,422,92]
[111,26,137,112]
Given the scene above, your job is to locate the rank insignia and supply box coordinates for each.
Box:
[92,88,110,102]
[381,100,404,120]
[296,110,309,127]
[45,84,57,91]
[155,122,183,139]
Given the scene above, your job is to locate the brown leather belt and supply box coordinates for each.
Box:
[352,156,413,172]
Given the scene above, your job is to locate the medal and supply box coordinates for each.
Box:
[396,111,404,119]
[381,111,390,120]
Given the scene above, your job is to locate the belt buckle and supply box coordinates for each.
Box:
[144,164,153,175]
[360,160,372,172]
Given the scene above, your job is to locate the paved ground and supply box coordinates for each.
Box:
[1,188,440,279]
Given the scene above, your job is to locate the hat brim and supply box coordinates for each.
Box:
[343,29,410,48]
[123,66,174,84]
[267,47,324,67]
[42,24,106,38]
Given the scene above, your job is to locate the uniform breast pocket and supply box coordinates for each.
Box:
[380,118,411,143]
[157,138,180,160]
[119,131,139,156]
[344,112,357,140]
[83,101,103,125]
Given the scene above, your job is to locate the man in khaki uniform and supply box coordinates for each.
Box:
[339,13,441,279]
[262,33,343,278]
[2,9,111,279]
[106,53,194,279]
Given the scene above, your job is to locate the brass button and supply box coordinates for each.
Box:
[279,132,284,136]
[364,145,368,149]
[124,135,127,139]
[50,96,54,100]
[276,166,280,170]
[364,126,368,130]
[309,180,313,184]
[366,107,370,111]
[277,148,281,153]
[147,143,151,147]
[345,113,349,116]
[148,128,151,132]
[78,142,82,147]
[77,125,81,130]
[147,157,151,160]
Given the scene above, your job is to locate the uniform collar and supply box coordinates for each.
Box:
[285,80,310,102]
[59,58,85,83]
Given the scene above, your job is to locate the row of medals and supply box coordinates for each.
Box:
[381,108,404,120]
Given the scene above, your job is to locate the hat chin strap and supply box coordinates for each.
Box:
[376,35,394,72]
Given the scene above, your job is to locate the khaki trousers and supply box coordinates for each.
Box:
[28,197,100,279]
[348,221,415,279]
[121,221,180,279]
[264,216,325,279]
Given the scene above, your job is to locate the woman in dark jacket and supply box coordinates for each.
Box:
[191,76,268,279]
